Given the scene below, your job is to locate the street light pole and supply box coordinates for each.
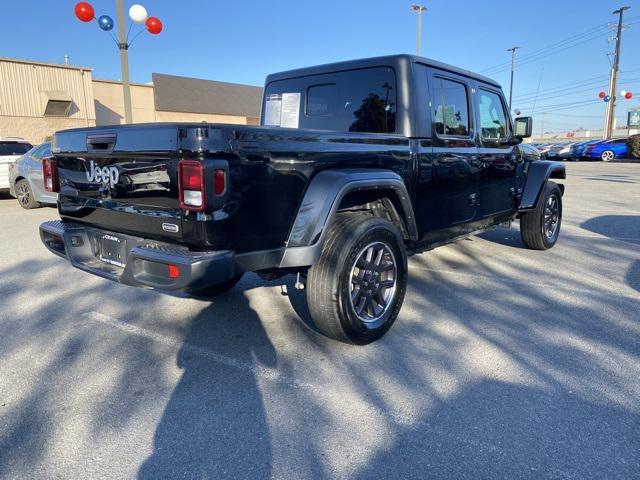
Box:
[604,6,630,139]
[115,0,133,124]
[410,4,427,56]
[507,46,521,112]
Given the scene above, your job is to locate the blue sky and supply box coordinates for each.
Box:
[2,0,640,131]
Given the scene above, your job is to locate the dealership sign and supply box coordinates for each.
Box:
[629,109,640,128]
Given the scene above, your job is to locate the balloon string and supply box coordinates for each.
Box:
[127,26,147,48]
[126,21,133,43]
[108,31,119,47]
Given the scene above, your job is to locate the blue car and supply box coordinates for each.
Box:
[568,140,602,160]
[584,138,628,161]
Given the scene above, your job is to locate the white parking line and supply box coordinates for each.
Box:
[83,311,418,427]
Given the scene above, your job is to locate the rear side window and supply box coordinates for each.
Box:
[432,78,470,137]
[0,142,32,155]
[479,90,509,140]
[263,67,396,134]
[30,143,51,159]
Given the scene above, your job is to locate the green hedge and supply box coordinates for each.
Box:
[627,134,640,159]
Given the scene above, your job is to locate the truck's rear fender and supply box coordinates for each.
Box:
[518,161,566,211]
[279,169,417,268]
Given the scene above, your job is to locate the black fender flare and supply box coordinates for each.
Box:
[279,169,417,268]
[518,161,566,211]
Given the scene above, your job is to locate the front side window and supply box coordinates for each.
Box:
[479,90,509,141]
[263,67,397,134]
[432,78,470,137]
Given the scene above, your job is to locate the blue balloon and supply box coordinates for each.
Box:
[98,15,114,31]
[604,95,611,102]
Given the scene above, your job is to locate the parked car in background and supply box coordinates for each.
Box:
[0,138,33,193]
[536,143,554,158]
[584,138,628,161]
[545,142,576,160]
[8,142,56,209]
[569,140,601,160]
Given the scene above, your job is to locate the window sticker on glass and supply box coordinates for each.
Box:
[264,94,282,126]
[280,93,301,128]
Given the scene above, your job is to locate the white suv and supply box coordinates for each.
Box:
[0,138,33,192]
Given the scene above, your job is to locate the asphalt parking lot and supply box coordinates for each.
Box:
[0,162,639,479]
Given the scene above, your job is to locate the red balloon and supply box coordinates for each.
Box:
[146,17,163,34]
[598,91,606,99]
[625,92,633,100]
[74,2,95,22]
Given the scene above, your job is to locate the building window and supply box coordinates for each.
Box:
[42,91,73,117]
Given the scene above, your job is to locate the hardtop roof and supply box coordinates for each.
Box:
[265,54,501,88]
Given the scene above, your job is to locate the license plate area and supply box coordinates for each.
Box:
[99,234,127,268]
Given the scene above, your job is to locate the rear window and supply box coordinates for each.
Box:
[0,142,33,155]
[262,67,397,134]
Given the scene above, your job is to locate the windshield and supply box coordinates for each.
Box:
[0,142,33,155]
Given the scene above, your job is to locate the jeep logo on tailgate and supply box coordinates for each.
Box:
[86,160,119,188]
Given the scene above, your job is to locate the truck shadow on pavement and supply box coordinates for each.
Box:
[137,283,278,479]
[1,222,639,479]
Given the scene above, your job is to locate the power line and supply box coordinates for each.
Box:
[515,79,640,105]
[530,99,602,114]
[513,74,612,100]
[480,23,611,75]
[482,31,610,76]
[512,72,640,103]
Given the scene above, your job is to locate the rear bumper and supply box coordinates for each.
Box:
[39,220,236,292]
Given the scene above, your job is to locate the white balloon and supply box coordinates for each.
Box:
[128,4,148,24]
[620,90,628,96]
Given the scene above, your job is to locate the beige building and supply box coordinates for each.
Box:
[0,57,96,144]
[0,57,263,145]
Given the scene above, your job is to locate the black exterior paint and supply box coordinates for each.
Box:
[49,54,563,281]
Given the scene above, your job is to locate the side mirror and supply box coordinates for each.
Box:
[514,116,533,138]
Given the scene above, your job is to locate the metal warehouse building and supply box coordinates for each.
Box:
[0,57,263,145]
[0,58,96,143]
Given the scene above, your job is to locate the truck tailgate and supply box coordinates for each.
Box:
[54,125,188,243]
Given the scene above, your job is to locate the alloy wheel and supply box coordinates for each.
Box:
[601,150,614,162]
[349,241,397,323]
[543,194,560,240]
[16,182,31,207]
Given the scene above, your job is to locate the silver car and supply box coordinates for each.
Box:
[8,142,57,209]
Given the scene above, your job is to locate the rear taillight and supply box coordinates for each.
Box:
[178,160,205,211]
[214,169,226,195]
[42,157,59,192]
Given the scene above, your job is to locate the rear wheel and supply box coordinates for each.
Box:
[601,150,615,162]
[306,214,407,344]
[520,181,562,250]
[190,273,244,298]
[15,180,39,209]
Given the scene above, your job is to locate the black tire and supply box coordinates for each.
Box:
[306,214,407,345]
[520,181,562,250]
[190,273,244,298]
[15,179,40,209]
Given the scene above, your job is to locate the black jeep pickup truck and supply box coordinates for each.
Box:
[40,55,565,344]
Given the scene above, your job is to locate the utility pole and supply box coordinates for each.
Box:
[604,6,630,139]
[116,0,133,124]
[411,4,427,56]
[540,112,546,140]
[507,46,521,112]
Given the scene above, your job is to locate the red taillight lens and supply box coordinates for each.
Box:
[42,157,59,192]
[178,160,205,211]
[214,169,226,195]
[167,264,180,279]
